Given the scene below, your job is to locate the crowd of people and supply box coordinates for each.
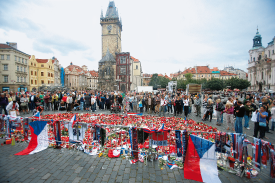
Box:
[0,90,274,140]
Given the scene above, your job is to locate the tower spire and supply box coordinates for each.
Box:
[101,9,103,18]
[256,25,258,34]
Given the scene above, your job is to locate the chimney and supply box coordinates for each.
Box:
[6,42,17,49]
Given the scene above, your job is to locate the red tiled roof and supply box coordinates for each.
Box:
[36,59,48,63]
[0,44,13,49]
[89,70,98,77]
[220,71,237,76]
[210,67,219,71]
[158,74,163,77]
[131,56,139,62]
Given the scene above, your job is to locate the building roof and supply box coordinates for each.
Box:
[210,67,219,71]
[220,71,237,76]
[36,59,49,63]
[99,48,116,62]
[0,43,30,56]
[131,56,139,62]
[89,70,98,77]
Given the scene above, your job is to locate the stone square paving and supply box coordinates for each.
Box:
[1,105,274,182]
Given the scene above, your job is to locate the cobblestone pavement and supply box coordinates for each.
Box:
[1,105,274,183]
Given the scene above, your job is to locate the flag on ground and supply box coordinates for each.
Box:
[184,134,221,183]
[15,121,48,155]
[167,161,179,169]
[71,114,77,128]
[127,113,143,116]
[33,111,40,119]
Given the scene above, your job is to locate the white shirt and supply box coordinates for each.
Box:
[183,99,189,106]
[161,99,166,106]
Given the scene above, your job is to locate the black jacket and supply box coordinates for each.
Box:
[235,105,245,117]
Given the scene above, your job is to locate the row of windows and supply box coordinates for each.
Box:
[17,66,27,72]
[15,56,28,64]
[0,55,28,64]
[2,76,27,83]
[17,76,27,83]
[31,80,54,85]
[2,64,27,72]
[30,62,53,69]
[30,71,54,77]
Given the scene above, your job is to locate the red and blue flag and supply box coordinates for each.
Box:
[15,121,48,155]
[184,135,221,183]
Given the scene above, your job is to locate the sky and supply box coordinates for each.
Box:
[0,0,275,75]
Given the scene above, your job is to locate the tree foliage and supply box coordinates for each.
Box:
[149,74,170,89]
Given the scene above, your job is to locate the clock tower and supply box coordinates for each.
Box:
[100,1,122,58]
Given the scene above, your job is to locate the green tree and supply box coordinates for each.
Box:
[205,78,224,90]
[149,74,159,89]
[185,73,193,82]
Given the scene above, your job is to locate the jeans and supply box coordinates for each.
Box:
[0,105,8,115]
[235,117,243,134]
[195,105,201,116]
[244,115,250,128]
[216,111,222,124]
[74,106,80,110]
[221,113,223,123]
[159,106,165,117]
[80,102,84,110]
[91,103,96,112]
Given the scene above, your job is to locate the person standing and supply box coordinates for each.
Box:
[183,95,189,118]
[244,101,254,129]
[224,103,234,131]
[20,94,28,114]
[147,95,152,114]
[215,99,224,126]
[159,95,167,117]
[0,93,8,115]
[235,101,245,134]
[254,106,268,139]
[194,95,201,117]
[155,94,161,114]
[66,94,73,112]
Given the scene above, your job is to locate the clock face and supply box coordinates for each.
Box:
[107,25,112,31]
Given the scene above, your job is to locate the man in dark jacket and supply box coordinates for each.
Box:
[0,93,8,115]
[29,92,37,111]
[235,101,245,134]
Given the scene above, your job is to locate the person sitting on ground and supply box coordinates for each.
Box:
[73,99,80,111]
[59,101,66,111]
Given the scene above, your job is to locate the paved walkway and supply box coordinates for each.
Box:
[0,108,274,183]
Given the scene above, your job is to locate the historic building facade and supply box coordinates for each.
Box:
[223,66,247,80]
[130,56,143,91]
[0,42,30,92]
[247,28,275,91]
[29,55,55,91]
[64,63,89,90]
[116,52,131,91]
[52,57,61,86]
[98,1,122,91]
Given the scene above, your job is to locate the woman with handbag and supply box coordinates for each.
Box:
[20,94,28,115]
[254,106,268,139]
[203,99,214,122]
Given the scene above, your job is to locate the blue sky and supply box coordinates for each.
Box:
[0,0,274,75]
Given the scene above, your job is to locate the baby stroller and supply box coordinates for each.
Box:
[110,102,121,113]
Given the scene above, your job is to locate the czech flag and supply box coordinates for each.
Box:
[127,113,142,116]
[184,135,221,183]
[167,161,179,169]
[33,111,40,119]
[253,137,262,169]
[15,121,48,155]
[71,114,77,128]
